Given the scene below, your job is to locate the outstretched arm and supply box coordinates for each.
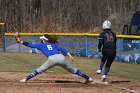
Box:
[14,32,41,49]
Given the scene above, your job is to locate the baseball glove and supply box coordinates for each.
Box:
[14,32,21,43]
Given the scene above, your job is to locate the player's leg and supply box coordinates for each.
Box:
[59,59,93,83]
[96,50,107,74]
[101,51,116,82]
[20,60,56,82]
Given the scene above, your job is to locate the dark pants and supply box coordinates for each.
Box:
[101,49,116,68]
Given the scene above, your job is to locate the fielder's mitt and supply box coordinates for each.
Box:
[14,32,21,43]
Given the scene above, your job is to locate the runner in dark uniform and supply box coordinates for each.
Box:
[96,20,117,82]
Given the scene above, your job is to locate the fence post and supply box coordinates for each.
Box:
[18,43,21,53]
[33,36,37,53]
[66,36,69,50]
[3,34,6,52]
[85,36,88,58]
[118,38,123,62]
[34,36,37,43]
[138,40,140,64]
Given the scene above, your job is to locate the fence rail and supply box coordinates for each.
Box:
[5,32,140,39]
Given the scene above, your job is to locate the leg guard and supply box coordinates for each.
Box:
[75,69,89,80]
[26,70,39,81]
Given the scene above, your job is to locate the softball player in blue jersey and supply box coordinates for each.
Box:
[15,33,93,83]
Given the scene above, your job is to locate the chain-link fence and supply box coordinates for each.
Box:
[2,34,140,64]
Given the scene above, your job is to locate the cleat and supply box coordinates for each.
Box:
[101,75,106,82]
[20,78,27,83]
[96,70,102,74]
[85,78,93,83]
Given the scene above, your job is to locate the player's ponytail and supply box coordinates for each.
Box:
[44,34,58,44]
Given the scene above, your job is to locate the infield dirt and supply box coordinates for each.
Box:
[0,72,139,93]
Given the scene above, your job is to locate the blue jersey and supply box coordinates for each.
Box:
[27,42,69,57]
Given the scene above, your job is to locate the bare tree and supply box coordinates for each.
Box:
[0,0,139,33]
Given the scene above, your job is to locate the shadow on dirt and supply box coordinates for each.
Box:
[29,80,82,83]
[110,80,132,83]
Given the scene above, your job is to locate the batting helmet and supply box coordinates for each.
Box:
[102,20,111,29]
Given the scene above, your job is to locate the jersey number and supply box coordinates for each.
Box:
[47,45,53,50]
[107,33,114,42]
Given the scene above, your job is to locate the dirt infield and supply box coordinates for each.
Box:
[0,72,139,93]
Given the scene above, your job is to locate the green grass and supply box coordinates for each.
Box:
[0,52,140,80]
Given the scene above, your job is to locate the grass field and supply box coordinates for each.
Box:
[0,52,140,80]
[0,52,140,93]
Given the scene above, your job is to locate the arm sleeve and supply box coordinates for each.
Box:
[56,45,69,54]
[28,43,41,49]
[21,41,41,49]
[22,42,29,46]
[98,33,103,50]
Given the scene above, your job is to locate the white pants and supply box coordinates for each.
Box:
[36,54,77,74]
